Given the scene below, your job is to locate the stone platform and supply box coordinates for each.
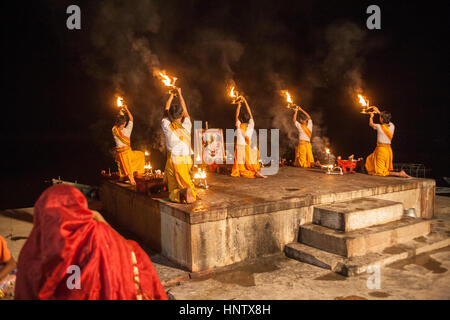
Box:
[99,167,435,272]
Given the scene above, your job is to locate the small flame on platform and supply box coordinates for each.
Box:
[194,168,207,179]
[145,151,149,156]
[325,148,330,155]
[144,162,152,170]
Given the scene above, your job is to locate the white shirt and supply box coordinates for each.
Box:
[161,117,192,156]
[236,119,255,147]
[295,119,313,142]
[112,121,133,147]
[374,122,395,144]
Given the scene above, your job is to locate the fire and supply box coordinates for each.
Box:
[116,96,124,107]
[357,94,368,107]
[283,91,293,104]
[229,86,237,98]
[144,162,152,170]
[145,151,149,156]
[159,72,177,88]
[325,148,330,154]
[194,168,207,179]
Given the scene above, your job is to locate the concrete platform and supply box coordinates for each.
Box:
[299,217,431,257]
[285,215,450,276]
[100,167,435,272]
[313,198,404,231]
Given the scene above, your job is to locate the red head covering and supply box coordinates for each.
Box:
[14,184,167,300]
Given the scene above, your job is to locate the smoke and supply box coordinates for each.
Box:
[82,1,367,168]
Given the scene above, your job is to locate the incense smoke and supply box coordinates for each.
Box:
[83,1,367,168]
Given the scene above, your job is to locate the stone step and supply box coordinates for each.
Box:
[299,217,431,257]
[313,198,404,232]
[285,223,450,276]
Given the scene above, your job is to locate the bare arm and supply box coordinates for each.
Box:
[123,105,133,122]
[0,257,16,281]
[177,87,190,119]
[235,102,242,124]
[164,93,175,121]
[242,97,253,119]
[297,106,311,120]
[293,108,298,124]
[369,112,377,129]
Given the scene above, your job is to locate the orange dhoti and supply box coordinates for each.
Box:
[164,152,197,203]
[294,140,314,168]
[115,146,145,178]
[365,143,393,176]
[231,144,261,178]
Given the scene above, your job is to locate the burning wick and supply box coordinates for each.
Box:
[144,162,153,174]
[229,86,242,104]
[357,94,374,114]
[159,72,178,94]
[283,90,297,110]
[145,151,149,157]
[193,168,208,189]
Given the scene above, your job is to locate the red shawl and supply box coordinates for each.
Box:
[14,184,168,300]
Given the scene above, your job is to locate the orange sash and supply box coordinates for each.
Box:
[300,124,312,140]
[112,126,130,146]
[380,124,393,142]
[169,121,192,151]
[239,123,251,145]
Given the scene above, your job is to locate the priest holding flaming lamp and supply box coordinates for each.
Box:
[357,94,410,178]
[161,85,197,204]
[285,91,315,168]
[230,87,267,178]
[112,96,145,185]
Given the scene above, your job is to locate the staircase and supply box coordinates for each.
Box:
[284,198,431,276]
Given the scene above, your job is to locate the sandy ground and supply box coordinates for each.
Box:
[1,196,449,300]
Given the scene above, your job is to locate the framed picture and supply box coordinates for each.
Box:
[194,128,225,165]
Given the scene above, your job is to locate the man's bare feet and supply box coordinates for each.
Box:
[255,171,268,178]
[185,188,194,203]
[389,170,412,178]
[179,188,195,204]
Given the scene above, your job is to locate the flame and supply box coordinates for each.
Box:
[196,154,201,162]
[229,86,237,98]
[117,96,124,107]
[357,94,367,107]
[144,162,152,170]
[145,151,149,156]
[159,72,177,88]
[283,91,293,104]
[194,168,207,179]
[325,148,330,154]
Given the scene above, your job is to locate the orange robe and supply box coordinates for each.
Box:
[365,125,394,176]
[231,123,261,178]
[294,123,314,168]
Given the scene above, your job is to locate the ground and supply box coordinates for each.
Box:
[1,196,449,300]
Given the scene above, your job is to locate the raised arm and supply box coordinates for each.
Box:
[297,106,311,120]
[369,112,377,129]
[164,93,175,121]
[292,108,298,124]
[242,96,253,119]
[235,101,242,124]
[177,87,190,119]
[123,104,133,122]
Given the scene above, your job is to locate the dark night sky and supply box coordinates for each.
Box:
[1,0,449,208]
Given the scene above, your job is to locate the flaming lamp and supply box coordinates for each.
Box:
[357,94,375,114]
[283,90,299,110]
[159,72,178,95]
[193,167,208,189]
[229,86,243,104]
